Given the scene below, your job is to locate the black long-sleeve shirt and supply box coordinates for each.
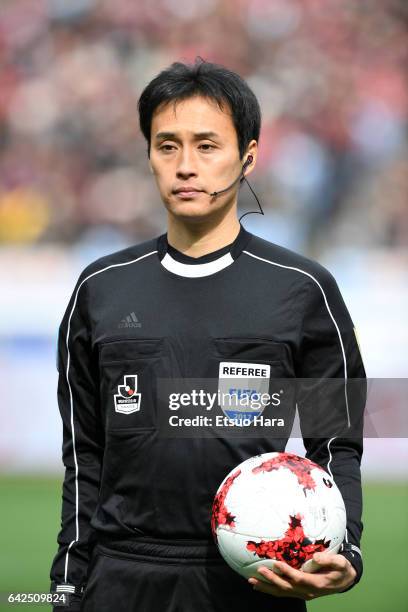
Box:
[49,223,366,607]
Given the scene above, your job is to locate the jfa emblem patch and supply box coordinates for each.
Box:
[114,375,141,414]
[218,361,271,424]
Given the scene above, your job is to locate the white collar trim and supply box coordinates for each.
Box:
[160,251,234,278]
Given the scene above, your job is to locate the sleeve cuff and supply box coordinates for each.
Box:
[50,581,86,596]
[337,546,363,593]
[50,582,85,609]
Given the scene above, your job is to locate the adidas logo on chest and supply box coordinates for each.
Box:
[118,312,142,328]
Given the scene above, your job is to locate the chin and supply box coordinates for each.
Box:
[165,200,220,220]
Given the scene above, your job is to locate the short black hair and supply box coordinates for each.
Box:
[137,56,261,160]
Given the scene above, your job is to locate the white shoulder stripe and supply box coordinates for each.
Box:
[63,250,157,582]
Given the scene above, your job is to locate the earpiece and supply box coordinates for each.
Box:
[239,155,253,183]
[243,155,253,168]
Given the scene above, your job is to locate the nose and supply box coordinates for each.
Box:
[176,149,198,179]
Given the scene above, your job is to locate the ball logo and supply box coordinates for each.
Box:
[114,375,141,414]
[323,477,333,488]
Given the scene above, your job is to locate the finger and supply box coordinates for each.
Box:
[256,566,315,598]
[257,566,293,591]
[313,553,349,571]
[249,576,286,597]
[272,562,329,592]
[271,562,304,583]
[304,592,320,601]
[249,577,309,600]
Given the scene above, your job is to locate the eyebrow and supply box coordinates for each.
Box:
[154,131,220,141]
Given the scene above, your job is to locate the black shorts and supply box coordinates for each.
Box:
[80,536,307,612]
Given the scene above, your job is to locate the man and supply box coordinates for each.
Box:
[49,58,366,611]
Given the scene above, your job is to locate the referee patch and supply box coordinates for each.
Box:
[217,361,271,423]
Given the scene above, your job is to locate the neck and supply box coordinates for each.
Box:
[166,211,241,258]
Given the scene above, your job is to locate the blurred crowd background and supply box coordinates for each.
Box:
[0,0,407,472]
[0,0,407,250]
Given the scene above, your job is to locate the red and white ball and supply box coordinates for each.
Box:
[211,452,346,581]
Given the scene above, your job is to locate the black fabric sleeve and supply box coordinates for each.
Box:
[337,548,363,593]
[49,272,104,609]
[295,266,367,592]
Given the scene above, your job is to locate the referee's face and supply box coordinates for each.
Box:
[149,95,256,221]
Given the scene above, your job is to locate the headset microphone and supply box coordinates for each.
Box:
[208,154,264,222]
[209,155,253,197]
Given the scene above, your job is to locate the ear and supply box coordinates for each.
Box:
[241,140,258,178]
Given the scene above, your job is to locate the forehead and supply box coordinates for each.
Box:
[151,95,236,140]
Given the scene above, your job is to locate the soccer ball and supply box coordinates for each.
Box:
[211,452,346,581]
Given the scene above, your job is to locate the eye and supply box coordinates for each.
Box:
[199,144,215,151]
[160,144,175,152]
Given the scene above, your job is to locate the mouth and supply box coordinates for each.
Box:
[173,189,203,198]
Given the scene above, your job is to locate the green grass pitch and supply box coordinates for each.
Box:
[0,476,406,611]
